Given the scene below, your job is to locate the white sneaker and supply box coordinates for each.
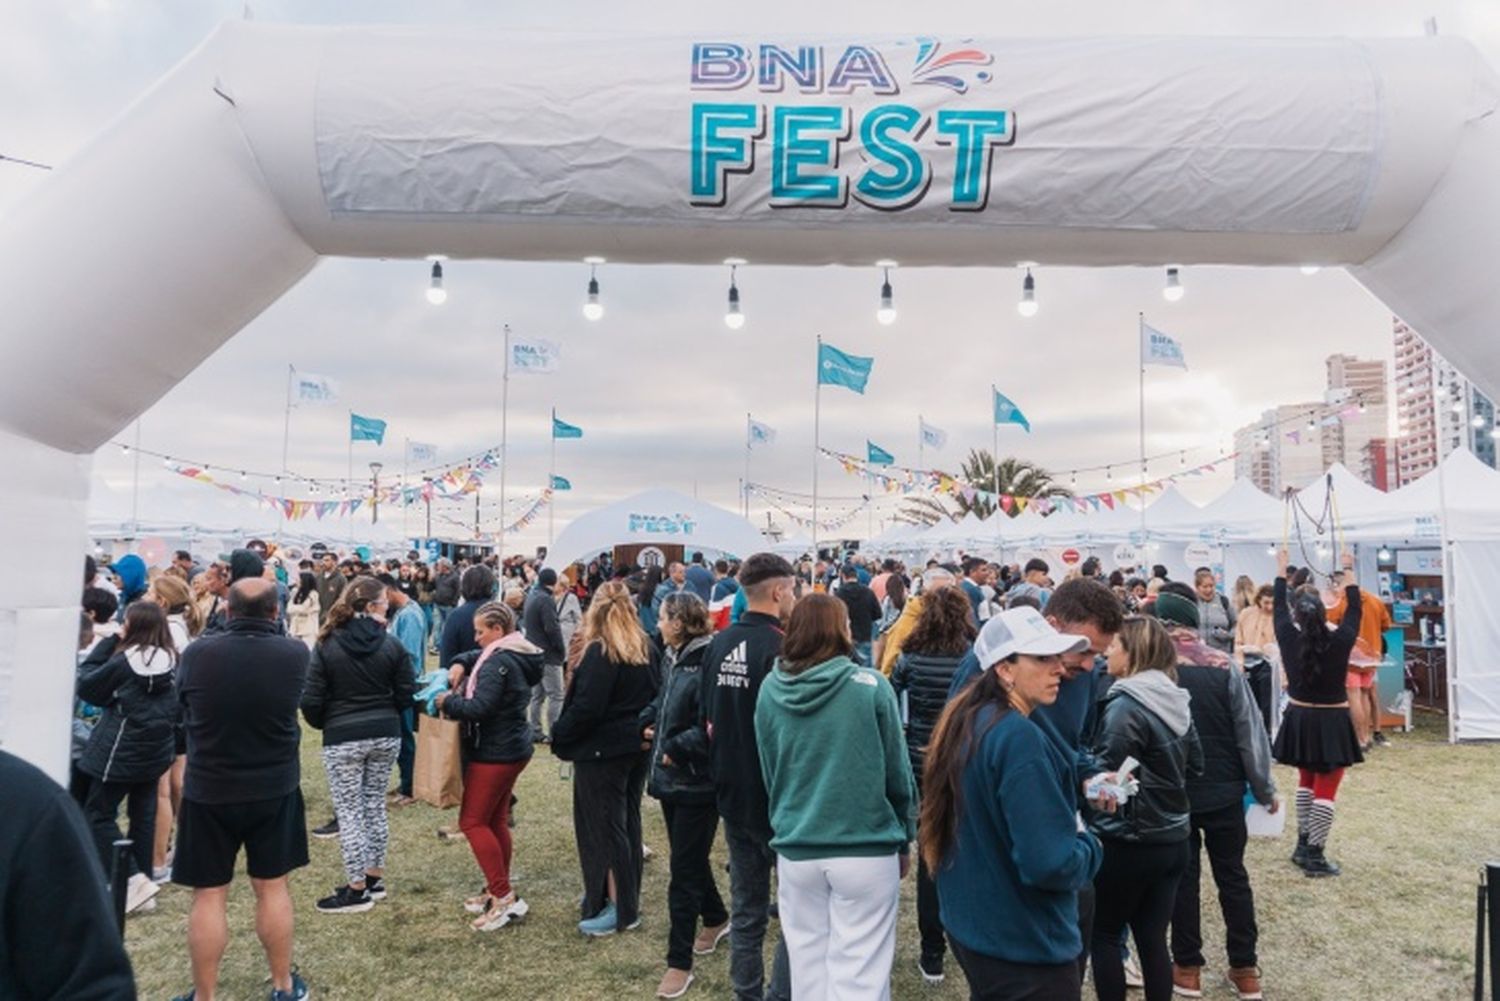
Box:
[126,873,160,914]
[1124,954,1144,989]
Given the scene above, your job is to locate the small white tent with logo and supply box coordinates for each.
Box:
[544,489,766,571]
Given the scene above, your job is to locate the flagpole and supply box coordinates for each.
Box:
[918,413,925,471]
[402,439,410,542]
[281,364,293,536]
[1138,312,1148,545]
[499,324,511,563]
[813,336,822,562]
[548,407,557,551]
[991,386,1000,554]
[347,409,354,549]
[744,412,752,520]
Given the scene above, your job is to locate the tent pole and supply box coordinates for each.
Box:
[1439,448,1457,742]
[499,324,510,564]
[813,336,822,564]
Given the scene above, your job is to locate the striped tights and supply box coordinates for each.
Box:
[1296,768,1344,848]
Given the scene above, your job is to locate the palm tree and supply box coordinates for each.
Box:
[900,450,1071,522]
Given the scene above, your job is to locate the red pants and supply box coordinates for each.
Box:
[1297,767,1344,800]
[459,760,527,897]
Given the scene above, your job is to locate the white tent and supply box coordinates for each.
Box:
[770,534,816,558]
[544,489,766,571]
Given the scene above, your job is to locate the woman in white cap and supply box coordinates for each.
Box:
[919,606,1102,1000]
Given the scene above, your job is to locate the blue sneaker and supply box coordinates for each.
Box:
[579,901,618,937]
[170,992,196,1001]
[269,972,310,1001]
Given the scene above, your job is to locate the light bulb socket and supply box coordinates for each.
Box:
[587,275,599,297]
[430,261,443,285]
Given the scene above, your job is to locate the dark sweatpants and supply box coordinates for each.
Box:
[1171,802,1259,970]
[573,751,649,928]
[661,800,729,969]
[83,777,159,880]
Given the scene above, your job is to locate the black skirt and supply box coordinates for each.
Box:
[1273,703,1364,772]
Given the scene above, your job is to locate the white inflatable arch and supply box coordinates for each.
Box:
[5,23,1500,776]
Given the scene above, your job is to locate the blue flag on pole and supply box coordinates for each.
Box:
[993,390,1031,433]
[551,475,572,491]
[867,440,894,465]
[552,415,583,439]
[817,341,874,394]
[350,412,387,444]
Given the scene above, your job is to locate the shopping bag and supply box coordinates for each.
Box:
[413,715,463,809]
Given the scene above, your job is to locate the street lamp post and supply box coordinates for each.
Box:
[370,462,383,524]
[423,477,433,539]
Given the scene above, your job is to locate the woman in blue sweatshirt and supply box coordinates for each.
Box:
[755,594,916,1001]
[919,606,1102,1001]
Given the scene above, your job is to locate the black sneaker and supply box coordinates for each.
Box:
[316,884,374,914]
[1373,731,1391,747]
[917,955,945,985]
[312,818,339,839]
[366,875,386,900]
[269,971,310,1001]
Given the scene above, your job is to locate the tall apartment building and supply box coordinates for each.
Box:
[1324,353,1389,485]
[1393,317,1497,485]
[1233,403,1326,496]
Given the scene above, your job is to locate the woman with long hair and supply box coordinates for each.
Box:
[437,601,543,931]
[76,599,180,914]
[552,580,661,936]
[756,595,915,1001]
[920,606,1099,1000]
[1230,575,1257,615]
[1272,549,1361,877]
[146,574,200,881]
[870,571,908,669]
[890,586,977,984]
[1233,584,1278,731]
[288,570,321,648]
[300,576,417,913]
[640,592,730,998]
[1089,617,1201,1001]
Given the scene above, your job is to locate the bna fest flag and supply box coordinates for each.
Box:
[992,389,1031,433]
[1141,321,1188,369]
[350,412,387,444]
[919,420,948,450]
[817,341,874,394]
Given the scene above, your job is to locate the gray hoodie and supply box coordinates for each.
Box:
[1112,669,1193,737]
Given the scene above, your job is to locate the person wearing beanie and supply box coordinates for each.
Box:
[522,567,567,743]
[1154,585,1278,1001]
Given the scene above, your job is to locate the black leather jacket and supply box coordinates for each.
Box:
[639,635,715,803]
[76,637,178,784]
[442,646,541,764]
[1088,683,1202,844]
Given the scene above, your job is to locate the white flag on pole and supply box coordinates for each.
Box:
[407,441,438,462]
[508,337,561,375]
[1141,322,1188,369]
[748,418,777,448]
[293,369,339,404]
[920,420,948,450]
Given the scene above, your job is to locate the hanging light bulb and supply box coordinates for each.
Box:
[1070,471,1077,488]
[1105,465,1112,481]
[1266,544,1278,556]
[120,442,130,454]
[1179,450,1186,467]
[876,263,896,325]
[1472,414,1487,429]
[1358,398,1367,414]
[724,260,745,329]
[1451,400,1464,414]
[1378,546,1393,562]
[1300,265,1322,275]
[1017,267,1038,317]
[310,483,319,496]
[1491,427,1500,440]
[1162,266,1184,302]
[162,456,172,468]
[582,257,604,321]
[239,470,247,482]
[1436,384,1448,399]
[425,258,447,305]
[1306,413,1318,431]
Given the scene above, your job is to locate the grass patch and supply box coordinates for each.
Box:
[123,713,1492,999]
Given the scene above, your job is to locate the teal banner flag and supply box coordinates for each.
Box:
[551,475,572,490]
[817,341,874,394]
[993,390,1031,433]
[350,412,387,445]
[867,440,894,465]
[552,415,583,439]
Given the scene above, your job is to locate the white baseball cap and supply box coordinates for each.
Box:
[974,606,1089,667]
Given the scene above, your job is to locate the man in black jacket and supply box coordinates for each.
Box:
[522,568,567,743]
[172,578,311,1001]
[439,564,496,670]
[833,562,882,667]
[700,553,795,1001]
[0,749,137,1000]
[430,558,460,653]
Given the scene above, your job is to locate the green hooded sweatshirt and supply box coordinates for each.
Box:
[755,655,917,861]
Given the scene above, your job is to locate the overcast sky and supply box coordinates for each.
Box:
[7,1,1499,554]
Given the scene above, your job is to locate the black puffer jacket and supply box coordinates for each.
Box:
[1088,673,1202,845]
[441,641,542,764]
[890,651,965,786]
[639,635,715,803]
[76,636,178,784]
[551,641,661,762]
[301,617,417,746]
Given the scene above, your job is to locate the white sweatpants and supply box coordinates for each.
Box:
[776,853,900,1001]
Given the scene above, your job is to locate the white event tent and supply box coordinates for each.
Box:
[544,489,766,572]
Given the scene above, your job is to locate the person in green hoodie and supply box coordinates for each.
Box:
[754,594,916,1001]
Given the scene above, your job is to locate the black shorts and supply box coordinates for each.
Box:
[172,790,310,888]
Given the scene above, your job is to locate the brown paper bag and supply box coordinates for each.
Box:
[413,715,464,808]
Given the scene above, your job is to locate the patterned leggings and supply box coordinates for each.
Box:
[322,737,400,886]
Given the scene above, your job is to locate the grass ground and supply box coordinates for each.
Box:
[123,711,1491,1000]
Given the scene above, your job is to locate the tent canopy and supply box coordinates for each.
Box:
[544,489,766,571]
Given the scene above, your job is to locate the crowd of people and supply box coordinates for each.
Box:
[15,536,1399,1001]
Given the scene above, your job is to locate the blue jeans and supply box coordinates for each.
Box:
[431,604,454,650]
[853,641,873,668]
[723,821,792,1001]
[396,708,416,797]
